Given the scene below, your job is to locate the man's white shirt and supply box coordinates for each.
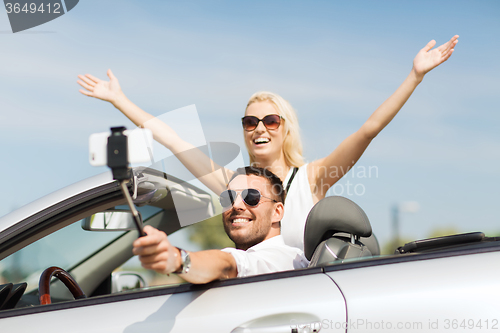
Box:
[221,235,309,277]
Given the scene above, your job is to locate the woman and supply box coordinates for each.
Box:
[78,35,458,251]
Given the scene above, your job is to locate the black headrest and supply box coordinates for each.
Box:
[304,196,372,260]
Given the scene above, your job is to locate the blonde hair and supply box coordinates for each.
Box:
[245,91,305,168]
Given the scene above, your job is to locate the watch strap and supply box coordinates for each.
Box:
[173,247,191,274]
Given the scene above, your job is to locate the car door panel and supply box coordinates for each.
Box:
[174,273,345,332]
[327,252,500,333]
[2,271,345,332]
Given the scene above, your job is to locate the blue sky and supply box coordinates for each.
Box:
[1,0,499,246]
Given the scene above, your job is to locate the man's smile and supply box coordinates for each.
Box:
[231,217,252,225]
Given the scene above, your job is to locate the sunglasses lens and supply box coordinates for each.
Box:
[220,189,262,207]
[242,189,261,206]
[242,117,259,131]
[262,115,281,130]
[242,115,282,131]
[219,190,236,208]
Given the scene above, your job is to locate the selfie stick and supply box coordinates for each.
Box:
[107,126,146,237]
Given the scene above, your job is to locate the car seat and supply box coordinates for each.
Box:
[304,196,378,267]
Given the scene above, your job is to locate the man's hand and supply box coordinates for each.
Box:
[132,225,181,275]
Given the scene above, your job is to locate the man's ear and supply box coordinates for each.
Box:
[271,202,284,223]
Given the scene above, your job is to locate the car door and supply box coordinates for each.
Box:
[326,250,500,333]
[2,268,346,333]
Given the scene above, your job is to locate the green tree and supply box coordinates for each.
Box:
[381,237,414,255]
[427,227,459,238]
[187,214,235,250]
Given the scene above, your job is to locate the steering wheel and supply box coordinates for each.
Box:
[39,266,87,305]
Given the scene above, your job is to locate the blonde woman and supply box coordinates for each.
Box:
[78,35,458,251]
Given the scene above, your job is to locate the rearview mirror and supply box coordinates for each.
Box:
[82,210,143,231]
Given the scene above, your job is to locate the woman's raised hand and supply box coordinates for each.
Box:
[77,69,122,104]
[412,35,459,79]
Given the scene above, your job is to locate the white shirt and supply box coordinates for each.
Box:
[281,164,315,251]
[221,235,309,277]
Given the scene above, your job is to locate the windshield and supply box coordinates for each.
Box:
[0,220,125,292]
[0,203,164,292]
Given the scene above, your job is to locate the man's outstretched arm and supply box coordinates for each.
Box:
[132,225,237,284]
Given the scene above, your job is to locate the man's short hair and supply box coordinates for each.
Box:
[228,166,285,204]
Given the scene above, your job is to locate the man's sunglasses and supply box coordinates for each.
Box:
[241,114,282,131]
[219,189,277,208]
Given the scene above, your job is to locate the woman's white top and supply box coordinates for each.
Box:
[281,164,315,251]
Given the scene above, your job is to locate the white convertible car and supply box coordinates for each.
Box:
[0,167,499,332]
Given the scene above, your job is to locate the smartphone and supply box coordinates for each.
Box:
[89,128,154,166]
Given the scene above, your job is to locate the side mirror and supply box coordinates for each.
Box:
[82,210,143,231]
[112,272,147,293]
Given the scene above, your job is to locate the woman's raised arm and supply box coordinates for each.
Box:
[309,35,459,201]
[77,70,232,195]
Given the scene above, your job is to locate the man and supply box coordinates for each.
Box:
[132,166,308,284]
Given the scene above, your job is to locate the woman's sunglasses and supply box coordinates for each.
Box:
[219,189,277,208]
[241,114,282,131]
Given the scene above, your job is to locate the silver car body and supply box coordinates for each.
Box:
[0,168,499,332]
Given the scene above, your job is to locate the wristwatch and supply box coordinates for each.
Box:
[174,247,191,274]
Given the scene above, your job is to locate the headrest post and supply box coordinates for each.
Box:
[350,234,355,244]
